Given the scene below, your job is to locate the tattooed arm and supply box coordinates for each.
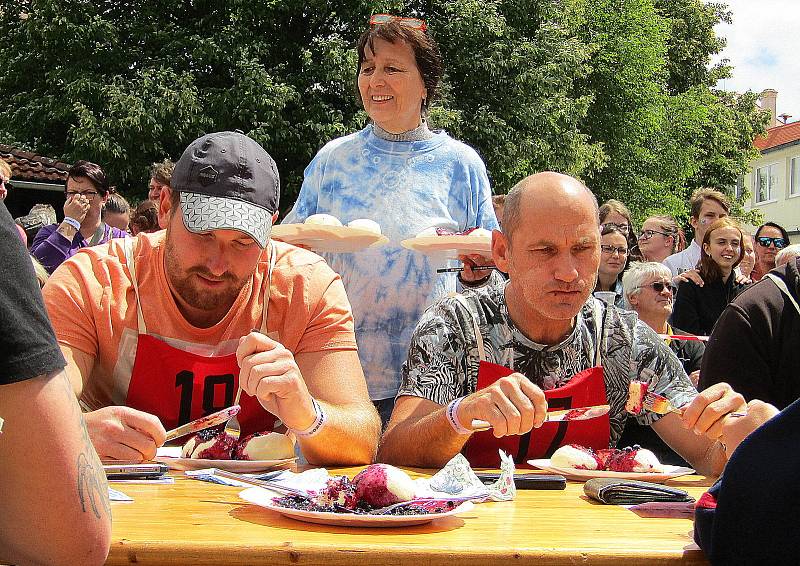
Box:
[0,369,112,565]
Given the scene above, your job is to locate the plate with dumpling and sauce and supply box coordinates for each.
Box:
[271,215,389,252]
[529,444,694,483]
[401,227,493,258]
[155,429,297,473]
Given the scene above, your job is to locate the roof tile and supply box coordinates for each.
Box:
[754,121,800,152]
[0,143,71,183]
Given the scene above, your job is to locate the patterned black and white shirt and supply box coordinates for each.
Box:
[398,280,697,446]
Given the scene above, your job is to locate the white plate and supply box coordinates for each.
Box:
[528,459,695,483]
[401,235,492,257]
[155,447,295,473]
[238,487,475,528]
[271,224,389,252]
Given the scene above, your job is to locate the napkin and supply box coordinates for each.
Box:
[583,478,694,505]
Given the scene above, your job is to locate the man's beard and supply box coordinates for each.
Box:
[164,237,249,312]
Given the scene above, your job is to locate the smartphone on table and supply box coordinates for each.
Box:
[476,472,567,490]
[103,462,169,480]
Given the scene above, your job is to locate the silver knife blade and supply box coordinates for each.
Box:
[471,404,610,431]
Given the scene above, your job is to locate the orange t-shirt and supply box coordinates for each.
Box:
[43,231,357,411]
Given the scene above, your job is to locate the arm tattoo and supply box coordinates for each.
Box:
[59,371,111,518]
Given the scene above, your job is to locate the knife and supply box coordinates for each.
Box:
[164,405,241,442]
[470,404,610,432]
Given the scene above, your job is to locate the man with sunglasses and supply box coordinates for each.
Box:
[31,160,128,273]
[750,222,790,282]
[380,172,767,476]
[663,188,729,276]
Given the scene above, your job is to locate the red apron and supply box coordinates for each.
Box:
[456,296,610,468]
[122,239,277,437]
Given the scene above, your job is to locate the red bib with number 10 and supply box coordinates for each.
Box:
[125,334,277,436]
[463,361,610,468]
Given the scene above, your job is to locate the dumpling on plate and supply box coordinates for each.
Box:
[304,214,342,226]
[347,218,382,235]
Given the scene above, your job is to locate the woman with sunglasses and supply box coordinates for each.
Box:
[594,224,628,307]
[30,160,128,274]
[637,215,685,263]
[750,222,790,282]
[671,218,747,336]
[618,261,703,465]
[283,15,497,424]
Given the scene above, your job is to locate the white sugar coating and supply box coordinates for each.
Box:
[416,226,440,238]
[468,227,492,238]
[631,448,663,472]
[239,432,294,460]
[383,464,416,501]
[305,213,342,226]
[347,218,382,234]
[551,445,598,470]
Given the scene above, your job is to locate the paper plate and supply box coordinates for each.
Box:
[401,235,492,258]
[239,487,474,527]
[528,459,695,483]
[272,224,389,253]
[155,447,295,473]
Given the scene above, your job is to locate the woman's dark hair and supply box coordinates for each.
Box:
[356,21,443,114]
[699,218,744,283]
[68,160,110,195]
[596,224,629,292]
[754,221,790,243]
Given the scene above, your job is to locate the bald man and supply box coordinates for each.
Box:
[379,172,771,476]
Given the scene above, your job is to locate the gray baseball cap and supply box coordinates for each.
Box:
[171,131,280,248]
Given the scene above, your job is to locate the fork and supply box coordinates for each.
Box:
[224,387,243,441]
[336,495,482,515]
[211,468,310,498]
[643,391,746,417]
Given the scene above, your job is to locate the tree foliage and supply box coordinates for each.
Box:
[0,0,766,222]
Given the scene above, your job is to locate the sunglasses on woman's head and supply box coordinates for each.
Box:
[756,236,788,249]
[639,281,676,294]
[369,14,427,31]
[601,222,629,235]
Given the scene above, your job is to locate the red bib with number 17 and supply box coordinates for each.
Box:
[462,361,610,468]
[125,334,277,437]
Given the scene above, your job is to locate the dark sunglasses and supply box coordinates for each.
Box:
[639,281,676,294]
[369,14,427,31]
[756,236,788,249]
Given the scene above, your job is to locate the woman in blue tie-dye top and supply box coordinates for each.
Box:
[283,16,498,424]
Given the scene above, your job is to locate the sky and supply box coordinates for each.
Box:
[713,0,800,124]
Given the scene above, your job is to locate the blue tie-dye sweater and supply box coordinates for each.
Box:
[284,124,498,399]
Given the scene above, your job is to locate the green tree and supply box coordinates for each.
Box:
[0,0,767,222]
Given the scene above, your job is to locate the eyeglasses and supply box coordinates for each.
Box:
[369,14,427,31]
[638,229,671,241]
[637,281,677,294]
[601,222,629,235]
[600,245,628,256]
[756,236,788,249]
[65,189,100,200]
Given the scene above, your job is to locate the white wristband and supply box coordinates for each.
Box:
[290,398,326,438]
[446,396,473,435]
[62,216,81,230]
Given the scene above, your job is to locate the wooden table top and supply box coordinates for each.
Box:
[107,467,713,565]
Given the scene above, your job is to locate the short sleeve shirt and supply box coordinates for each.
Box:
[398,280,697,446]
[42,231,357,410]
[0,203,65,383]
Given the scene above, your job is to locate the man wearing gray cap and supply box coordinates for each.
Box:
[43,131,380,465]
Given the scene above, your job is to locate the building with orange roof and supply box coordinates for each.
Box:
[740,90,800,243]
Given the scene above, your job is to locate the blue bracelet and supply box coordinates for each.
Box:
[62,216,81,230]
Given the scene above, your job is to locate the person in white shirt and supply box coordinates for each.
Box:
[663,188,729,276]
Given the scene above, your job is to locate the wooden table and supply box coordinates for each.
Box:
[107,468,712,565]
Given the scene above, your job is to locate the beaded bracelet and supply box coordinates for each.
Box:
[445,396,473,435]
[62,216,81,230]
[290,398,327,438]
